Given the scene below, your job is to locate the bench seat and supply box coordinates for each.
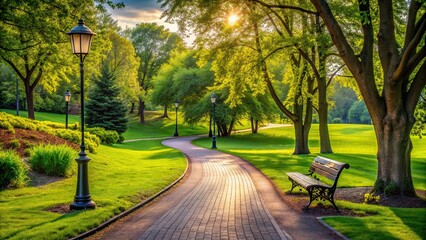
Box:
[285,156,349,211]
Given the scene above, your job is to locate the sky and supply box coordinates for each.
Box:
[107,0,178,32]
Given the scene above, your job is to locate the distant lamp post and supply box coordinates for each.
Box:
[68,19,96,210]
[174,99,179,137]
[211,93,217,149]
[15,78,19,116]
[208,113,212,137]
[64,90,71,129]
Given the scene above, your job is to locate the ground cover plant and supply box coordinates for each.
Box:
[29,144,76,177]
[193,124,426,240]
[0,151,28,189]
[0,112,99,153]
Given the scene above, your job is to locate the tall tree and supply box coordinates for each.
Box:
[307,0,426,195]
[130,23,183,123]
[86,63,128,134]
[0,0,124,120]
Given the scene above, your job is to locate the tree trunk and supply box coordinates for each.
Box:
[130,102,135,113]
[374,113,415,196]
[139,99,145,124]
[251,117,258,134]
[293,121,310,154]
[161,105,169,118]
[317,77,333,153]
[24,82,35,119]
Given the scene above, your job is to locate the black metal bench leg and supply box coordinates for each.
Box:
[328,193,339,212]
[305,188,314,209]
[288,178,298,193]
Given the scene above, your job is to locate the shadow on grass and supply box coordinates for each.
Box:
[391,208,426,238]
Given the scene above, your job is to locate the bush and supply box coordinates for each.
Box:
[0,119,15,134]
[87,127,120,145]
[0,151,28,189]
[9,139,20,149]
[332,118,342,123]
[29,144,76,177]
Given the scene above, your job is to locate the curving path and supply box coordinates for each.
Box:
[90,136,339,240]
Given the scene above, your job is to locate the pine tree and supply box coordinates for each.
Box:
[86,63,128,134]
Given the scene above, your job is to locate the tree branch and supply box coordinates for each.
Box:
[1,56,25,80]
[327,64,346,87]
[253,22,297,122]
[404,0,423,49]
[393,15,426,81]
[250,0,318,15]
[407,61,426,113]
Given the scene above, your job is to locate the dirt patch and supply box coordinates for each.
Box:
[281,187,426,217]
[0,128,79,157]
[46,203,73,214]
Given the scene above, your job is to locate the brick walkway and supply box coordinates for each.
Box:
[139,154,286,239]
[90,136,339,240]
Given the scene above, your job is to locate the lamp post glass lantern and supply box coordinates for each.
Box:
[65,90,71,129]
[211,93,217,149]
[174,99,179,136]
[68,19,96,210]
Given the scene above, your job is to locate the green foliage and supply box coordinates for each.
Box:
[86,63,128,134]
[363,193,380,203]
[0,112,99,153]
[87,127,121,145]
[28,144,76,177]
[130,22,184,100]
[8,139,20,149]
[0,151,28,189]
[348,101,371,124]
[412,93,425,138]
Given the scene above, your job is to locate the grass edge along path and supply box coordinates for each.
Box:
[0,140,187,240]
[192,124,426,240]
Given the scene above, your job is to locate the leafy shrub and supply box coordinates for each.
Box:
[87,127,120,145]
[0,151,28,189]
[0,112,100,153]
[332,118,342,123]
[9,139,20,149]
[29,144,76,177]
[364,193,380,203]
[0,119,15,134]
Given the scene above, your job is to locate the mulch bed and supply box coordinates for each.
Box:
[281,187,426,217]
[0,128,79,157]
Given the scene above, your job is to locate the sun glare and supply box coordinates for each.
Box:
[228,13,239,26]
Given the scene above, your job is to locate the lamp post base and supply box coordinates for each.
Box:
[70,199,96,210]
[211,135,217,149]
[174,132,179,137]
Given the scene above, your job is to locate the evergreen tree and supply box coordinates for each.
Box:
[86,63,128,134]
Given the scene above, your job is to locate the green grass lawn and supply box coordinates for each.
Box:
[0,109,189,239]
[123,111,208,139]
[1,109,80,124]
[193,124,426,240]
[0,140,187,239]
[2,109,425,239]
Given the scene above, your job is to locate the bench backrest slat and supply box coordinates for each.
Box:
[309,156,350,185]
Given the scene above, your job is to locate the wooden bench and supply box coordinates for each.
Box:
[286,156,350,211]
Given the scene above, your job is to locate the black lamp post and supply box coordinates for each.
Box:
[68,19,96,210]
[211,93,217,149]
[16,78,19,116]
[64,90,71,129]
[208,114,212,137]
[174,99,179,137]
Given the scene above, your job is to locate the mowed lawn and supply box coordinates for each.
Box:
[193,124,426,240]
[0,109,191,240]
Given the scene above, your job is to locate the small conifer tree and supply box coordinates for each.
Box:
[86,63,128,134]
